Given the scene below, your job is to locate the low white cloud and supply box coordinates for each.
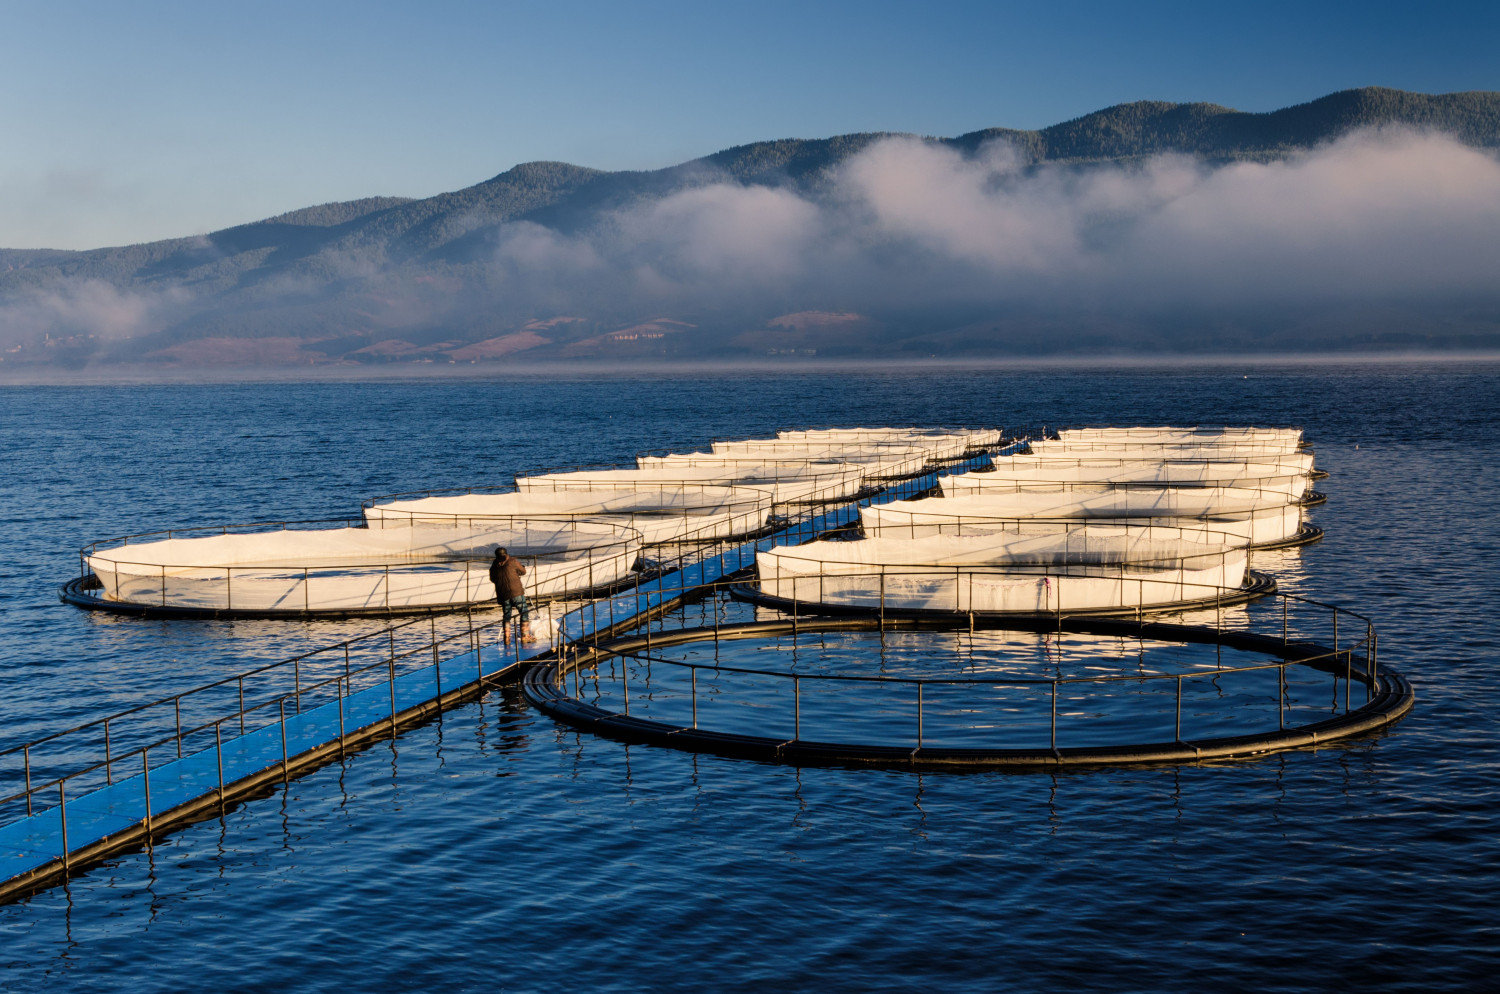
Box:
[0,279,188,348]
[7,127,1499,354]
[488,126,1500,319]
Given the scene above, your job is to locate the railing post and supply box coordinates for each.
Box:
[1175,676,1183,741]
[388,648,398,737]
[623,659,630,715]
[337,675,346,758]
[58,781,69,871]
[1350,644,1362,716]
[142,748,153,840]
[691,668,698,729]
[24,744,33,816]
[279,697,290,783]
[1050,680,1058,751]
[1278,664,1285,730]
[1216,587,1222,666]
[215,722,225,814]
[917,682,924,749]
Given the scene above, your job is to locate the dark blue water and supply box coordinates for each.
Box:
[1,363,1497,991]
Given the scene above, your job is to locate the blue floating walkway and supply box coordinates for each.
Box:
[0,454,991,902]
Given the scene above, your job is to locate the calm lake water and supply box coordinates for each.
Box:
[1,362,1497,991]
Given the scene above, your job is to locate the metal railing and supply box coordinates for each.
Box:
[0,607,548,830]
[75,517,645,614]
[859,506,1309,551]
[546,578,1382,754]
[18,472,926,830]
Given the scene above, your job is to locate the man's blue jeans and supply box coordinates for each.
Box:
[499,595,531,625]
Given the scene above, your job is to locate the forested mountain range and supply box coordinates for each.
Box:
[4,86,1499,370]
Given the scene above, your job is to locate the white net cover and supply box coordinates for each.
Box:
[862,490,1303,546]
[777,427,1004,448]
[366,487,774,545]
[88,520,639,612]
[1023,446,1316,475]
[644,449,929,480]
[1028,438,1311,461]
[1057,426,1303,447]
[518,467,864,503]
[716,435,971,461]
[950,459,1311,496]
[756,530,1247,613]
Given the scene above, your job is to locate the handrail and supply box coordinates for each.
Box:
[361,479,784,510]
[81,517,368,557]
[605,639,1360,687]
[0,615,429,761]
[0,613,513,809]
[542,575,1380,760]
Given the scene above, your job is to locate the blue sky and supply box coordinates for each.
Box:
[1,0,1495,249]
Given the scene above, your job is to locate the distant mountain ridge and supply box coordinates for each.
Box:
[951,86,1500,162]
[3,86,1498,368]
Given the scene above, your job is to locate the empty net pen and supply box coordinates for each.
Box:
[528,582,1409,769]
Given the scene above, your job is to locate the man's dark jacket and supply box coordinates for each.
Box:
[489,555,527,599]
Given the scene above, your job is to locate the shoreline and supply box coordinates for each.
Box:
[3,349,1500,387]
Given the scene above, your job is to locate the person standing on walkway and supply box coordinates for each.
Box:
[489,546,532,641]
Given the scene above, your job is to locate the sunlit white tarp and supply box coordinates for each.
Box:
[1025,444,1316,475]
[947,458,1312,496]
[88,520,639,612]
[366,487,773,545]
[638,453,889,483]
[777,427,1004,449]
[703,441,939,475]
[646,449,929,480]
[718,435,971,461]
[518,467,865,503]
[1057,426,1303,449]
[1028,439,1313,464]
[862,489,1303,546]
[757,530,1248,613]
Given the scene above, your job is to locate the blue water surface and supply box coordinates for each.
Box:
[0,362,1497,992]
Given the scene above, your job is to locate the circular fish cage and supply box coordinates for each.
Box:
[61,516,643,619]
[518,465,871,508]
[861,485,1323,551]
[527,593,1411,770]
[741,525,1276,619]
[363,484,780,547]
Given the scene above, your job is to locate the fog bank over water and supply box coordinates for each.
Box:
[3,126,1500,368]
[520,128,1500,311]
